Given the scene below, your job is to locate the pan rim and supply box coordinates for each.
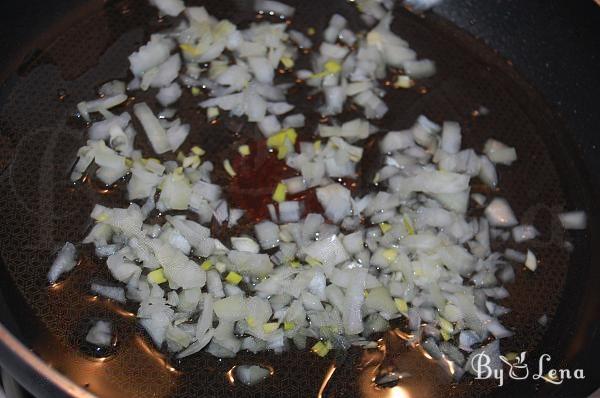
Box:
[0,322,96,398]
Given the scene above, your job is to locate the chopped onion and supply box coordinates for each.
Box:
[91,283,126,303]
[478,155,497,187]
[512,225,539,243]
[227,251,274,276]
[302,234,349,268]
[402,59,436,78]
[254,0,295,17]
[85,320,112,347]
[525,249,537,271]
[133,102,171,154]
[504,248,526,263]
[99,80,126,97]
[157,82,182,107]
[485,198,518,227]
[404,0,444,11]
[47,242,77,283]
[282,114,305,129]
[147,54,181,89]
[289,30,312,49]
[258,115,281,137]
[558,211,587,230]
[77,94,128,121]
[231,237,260,253]
[380,130,414,153]
[149,0,185,16]
[483,139,517,166]
[316,183,352,223]
[278,201,302,223]
[255,221,280,249]
[56,3,539,366]
[441,121,461,154]
[249,57,274,84]
[235,365,271,386]
[129,36,171,77]
[88,112,131,141]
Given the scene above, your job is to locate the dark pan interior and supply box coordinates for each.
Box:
[0,0,595,397]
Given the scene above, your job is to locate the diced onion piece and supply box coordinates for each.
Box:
[255,221,280,249]
[404,0,444,11]
[485,198,518,227]
[249,57,274,84]
[238,145,251,156]
[157,82,182,107]
[311,341,332,357]
[225,271,243,285]
[504,248,526,263]
[441,121,461,154]
[77,94,128,121]
[99,80,126,97]
[129,37,171,77]
[149,0,185,16]
[479,155,497,187]
[272,183,287,203]
[235,365,271,386]
[483,138,517,165]
[158,171,191,210]
[134,102,171,154]
[167,122,190,152]
[85,320,112,347]
[282,114,305,129]
[393,75,414,89]
[302,234,349,267]
[214,295,247,321]
[223,159,236,177]
[47,242,78,283]
[148,268,167,284]
[403,59,436,78]
[394,298,408,314]
[282,176,306,194]
[229,208,245,227]
[255,0,295,17]
[227,251,274,277]
[365,287,397,317]
[525,249,538,271]
[279,201,301,223]
[231,237,260,253]
[267,128,297,148]
[380,130,414,153]
[512,225,538,243]
[316,183,352,223]
[207,107,220,120]
[558,211,587,230]
[91,283,126,303]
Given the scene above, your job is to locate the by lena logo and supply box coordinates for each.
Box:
[500,351,529,380]
[471,351,585,387]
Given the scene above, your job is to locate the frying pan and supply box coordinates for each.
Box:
[0,0,599,397]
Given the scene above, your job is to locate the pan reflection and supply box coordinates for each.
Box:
[317,363,337,398]
[33,332,180,398]
[134,335,182,374]
[39,255,180,398]
[356,329,453,398]
[387,386,411,398]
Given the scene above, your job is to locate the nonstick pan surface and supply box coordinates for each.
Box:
[0,0,598,397]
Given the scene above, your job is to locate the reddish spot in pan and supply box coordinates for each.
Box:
[227,139,357,222]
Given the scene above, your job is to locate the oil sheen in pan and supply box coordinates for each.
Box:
[0,0,588,397]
